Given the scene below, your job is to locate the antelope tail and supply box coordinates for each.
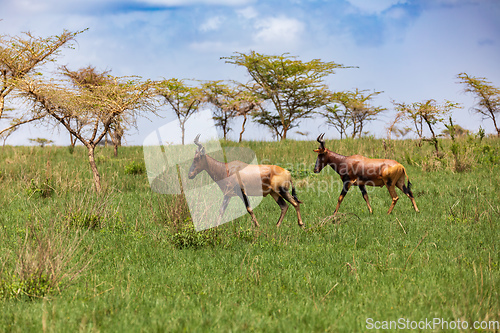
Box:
[403,168,412,194]
[291,185,302,204]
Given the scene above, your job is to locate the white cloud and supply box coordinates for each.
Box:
[254,16,305,45]
[200,16,224,32]
[346,0,407,15]
[237,6,258,19]
[140,0,252,6]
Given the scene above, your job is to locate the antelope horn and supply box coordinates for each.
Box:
[316,133,325,150]
[193,134,202,148]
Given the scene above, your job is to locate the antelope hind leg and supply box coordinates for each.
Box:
[236,185,259,227]
[359,185,373,214]
[397,182,420,213]
[278,187,304,227]
[271,191,288,227]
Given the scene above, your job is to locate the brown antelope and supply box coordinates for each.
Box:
[188,135,304,227]
[313,133,419,215]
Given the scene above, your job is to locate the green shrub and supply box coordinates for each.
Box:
[0,274,52,300]
[25,178,54,198]
[67,212,102,229]
[124,161,146,175]
[171,219,221,249]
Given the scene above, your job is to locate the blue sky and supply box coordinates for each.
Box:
[1,0,499,144]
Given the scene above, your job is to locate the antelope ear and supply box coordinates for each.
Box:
[313,148,325,153]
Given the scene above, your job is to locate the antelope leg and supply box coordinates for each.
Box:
[359,185,373,214]
[235,185,259,227]
[271,191,288,227]
[334,180,352,215]
[278,187,304,227]
[217,195,231,224]
[386,185,399,214]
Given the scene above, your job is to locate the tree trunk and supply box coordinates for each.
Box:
[282,128,287,140]
[239,114,247,143]
[180,121,185,145]
[424,118,439,154]
[0,95,4,119]
[87,144,102,193]
[492,115,500,137]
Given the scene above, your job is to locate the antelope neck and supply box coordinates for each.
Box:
[204,154,229,182]
[326,149,347,172]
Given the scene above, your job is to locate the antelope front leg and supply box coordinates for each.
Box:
[334,180,352,215]
[217,195,231,225]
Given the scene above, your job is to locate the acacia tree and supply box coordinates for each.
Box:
[322,89,385,138]
[16,71,156,192]
[202,81,261,141]
[223,51,347,140]
[0,30,82,136]
[156,78,203,145]
[234,88,261,142]
[202,80,238,140]
[61,66,128,157]
[457,73,500,136]
[393,99,460,154]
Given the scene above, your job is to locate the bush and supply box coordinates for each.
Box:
[0,222,92,300]
[25,178,54,198]
[67,212,102,229]
[171,218,221,249]
[124,161,145,175]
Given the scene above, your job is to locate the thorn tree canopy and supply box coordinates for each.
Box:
[223,51,349,140]
[393,99,460,154]
[0,30,83,135]
[61,66,126,157]
[202,80,238,140]
[202,80,262,141]
[15,69,156,192]
[155,78,204,145]
[457,73,500,136]
[323,89,386,139]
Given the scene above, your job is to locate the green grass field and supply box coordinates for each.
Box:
[0,137,499,332]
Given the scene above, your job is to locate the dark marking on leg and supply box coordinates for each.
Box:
[278,187,303,227]
[359,185,373,214]
[271,192,289,227]
[291,186,302,204]
[235,185,259,227]
[397,181,419,213]
[334,181,351,215]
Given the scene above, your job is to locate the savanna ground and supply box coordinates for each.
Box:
[0,136,499,332]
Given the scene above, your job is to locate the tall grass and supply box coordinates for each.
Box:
[0,138,498,331]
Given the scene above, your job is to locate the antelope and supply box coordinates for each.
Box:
[313,133,419,215]
[188,135,304,227]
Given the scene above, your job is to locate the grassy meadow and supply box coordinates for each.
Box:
[0,136,499,332]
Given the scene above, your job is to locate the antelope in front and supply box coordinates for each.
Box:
[313,134,419,215]
[188,135,304,227]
